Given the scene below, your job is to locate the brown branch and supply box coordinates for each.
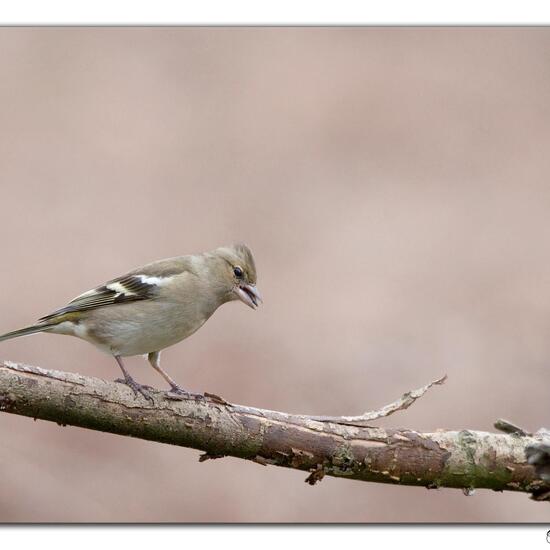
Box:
[0,360,548,499]
[306,375,447,426]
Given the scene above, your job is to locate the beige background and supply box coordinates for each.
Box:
[0,27,548,522]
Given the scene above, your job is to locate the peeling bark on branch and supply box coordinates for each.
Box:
[0,360,548,499]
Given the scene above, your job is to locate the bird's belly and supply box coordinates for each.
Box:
[102,321,200,356]
[78,302,210,356]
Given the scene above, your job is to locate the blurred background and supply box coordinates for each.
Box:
[0,27,548,522]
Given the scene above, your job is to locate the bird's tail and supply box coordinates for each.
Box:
[0,324,49,343]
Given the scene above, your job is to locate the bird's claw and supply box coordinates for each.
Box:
[166,385,205,401]
[115,377,155,402]
[204,392,230,405]
[164,386,229,405]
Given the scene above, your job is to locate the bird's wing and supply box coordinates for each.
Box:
[38,274,160,322]
[38,258,192,323]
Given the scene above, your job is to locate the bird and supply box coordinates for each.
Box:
[0,243,261,400]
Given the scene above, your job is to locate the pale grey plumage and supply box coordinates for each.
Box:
[0,244,261,399]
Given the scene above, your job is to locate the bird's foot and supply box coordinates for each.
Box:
[165,384,205,401]
[204,391,230,405]
[115,377,155,402]
[163,384,229,405]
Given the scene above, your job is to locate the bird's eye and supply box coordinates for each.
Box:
[233,266,244,278]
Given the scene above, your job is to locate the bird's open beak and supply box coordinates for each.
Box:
[234,284,262,310]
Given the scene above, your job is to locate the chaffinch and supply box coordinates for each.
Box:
[0,243,261,399]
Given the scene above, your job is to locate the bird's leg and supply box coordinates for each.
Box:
[147,351,204,400]
[114,355,154,402]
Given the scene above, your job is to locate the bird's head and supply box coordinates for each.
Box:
[211,243,262,309]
